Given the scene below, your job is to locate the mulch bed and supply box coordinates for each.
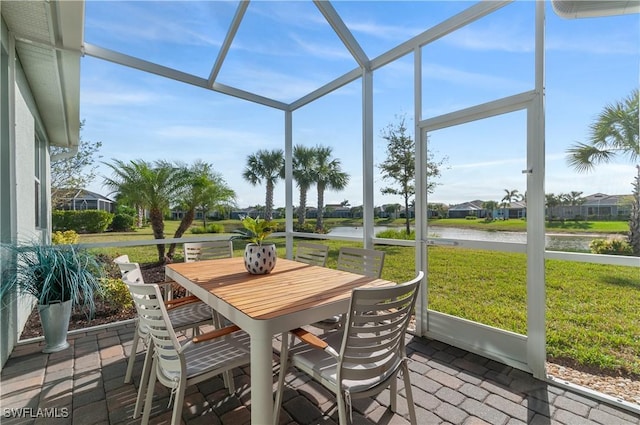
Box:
[19,263,166,340]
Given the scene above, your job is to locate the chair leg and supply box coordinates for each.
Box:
[222,370,235,394]
[124,323,141,384]
[390,371,398,413]
[141,357,158,425]
[133,343,154,418]
[170,383,186,425]
[336,390,349,425]
[273,334,290,425]
[401,362,417,425]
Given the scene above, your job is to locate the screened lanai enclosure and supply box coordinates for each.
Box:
[2,0,638,420]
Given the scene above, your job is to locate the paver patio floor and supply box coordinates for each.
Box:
[1,321,638,425]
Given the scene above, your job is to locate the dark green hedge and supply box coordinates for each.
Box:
[52,210,114,233]
[110,213,135,232]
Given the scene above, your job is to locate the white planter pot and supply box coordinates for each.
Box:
[244,243,277,275]
[38,300,72,353]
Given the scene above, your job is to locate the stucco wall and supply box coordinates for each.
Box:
[0,41,43,370]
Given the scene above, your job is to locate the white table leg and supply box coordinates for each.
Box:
[251,331,274,424]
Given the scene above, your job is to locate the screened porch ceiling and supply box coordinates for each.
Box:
[4,0,637,149]
[80,0,639,110]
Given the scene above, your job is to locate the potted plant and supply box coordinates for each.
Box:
[0,242,104,353]
[234,216,277,274]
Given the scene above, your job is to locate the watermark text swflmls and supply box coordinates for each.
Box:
[3,407,70,418]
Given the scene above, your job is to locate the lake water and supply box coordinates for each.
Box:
[328,226,615,252]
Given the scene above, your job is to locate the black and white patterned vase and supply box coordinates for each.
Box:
[243,243,277,275]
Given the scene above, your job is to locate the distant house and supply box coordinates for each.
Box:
[55,189,115,213]
[229,208,281,220]
[448,199,527,219]
[230,209,260,220]
[399,207,415,219]
[448,200,485,218]
[548,193,632,220]
[582,193,632,219]
[324,204,352,218]
[500,200,527,219]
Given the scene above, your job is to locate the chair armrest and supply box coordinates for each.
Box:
[192,325,241,343]
[165,295,199,310]
[290,328,328,350]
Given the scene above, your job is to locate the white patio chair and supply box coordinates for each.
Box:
[183,240,235,328]
[275,271,423,425]
[116,262,213,396]
[183,240,233,262]
[312,247,385,331]
[124,273,251,425]
[294,242,329,267]
[336,247,385,278]
[114,254,175,300]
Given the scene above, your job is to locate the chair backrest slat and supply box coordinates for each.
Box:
[114,261,142,280]
[122,271,185,384]
[337,247,385,278]
[184,241,233,262]
[113,254,130,264]
[295,242,329,267]
[338,271,423,383]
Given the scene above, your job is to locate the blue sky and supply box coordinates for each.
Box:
[80,1,639,208]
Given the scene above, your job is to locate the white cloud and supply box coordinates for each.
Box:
[289,34,354,61]
[344,20,423,42]
[443,24,534,53]
[453,157,526,170]
[424,63,526,90]
[85,3,228,48]
[546,31,639,55]
[81,89,162,106]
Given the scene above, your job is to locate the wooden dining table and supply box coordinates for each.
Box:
[165,256,393,424]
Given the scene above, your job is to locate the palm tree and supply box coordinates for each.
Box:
[243,149,284,221]
[545,193,561,222]
[566,89,639,254]
[564,191,585,219]
[482,200,499,220]
[313,146,349,232]
[501,189,520,220]
[103,159,182,262]
[292,145,317,226]
[167,161,236,259]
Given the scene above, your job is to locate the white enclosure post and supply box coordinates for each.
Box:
[526,0,547,380]
[413,46,428,336]
[284,110,293,259]
[362,69,374,249]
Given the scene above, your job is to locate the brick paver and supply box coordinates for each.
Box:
[0,322,638,425]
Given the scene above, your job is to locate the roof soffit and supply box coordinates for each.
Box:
[2,0,83,148]
[552,0,640,18]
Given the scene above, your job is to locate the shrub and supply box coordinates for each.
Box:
[110,213,135,232]
[116,205,136,216]
[52,210,114,233]
[589,238,633,255]
[376,229,415,240]
[52,230,79,245]
[293,222,316,233]
[465,215,477,220]
[190,223,225,234]
[100,278,133,311]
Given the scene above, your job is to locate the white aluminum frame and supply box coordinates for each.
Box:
[75,0,640,416]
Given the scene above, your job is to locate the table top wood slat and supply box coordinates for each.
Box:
[166,257,392,320]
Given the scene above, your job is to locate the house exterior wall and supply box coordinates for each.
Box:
[0,25,49,369]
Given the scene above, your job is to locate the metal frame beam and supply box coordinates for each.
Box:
[314,0,369,69]
[207,1,249,86]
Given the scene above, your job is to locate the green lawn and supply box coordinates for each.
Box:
[423,217,629,234]
[81,225,639,377]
